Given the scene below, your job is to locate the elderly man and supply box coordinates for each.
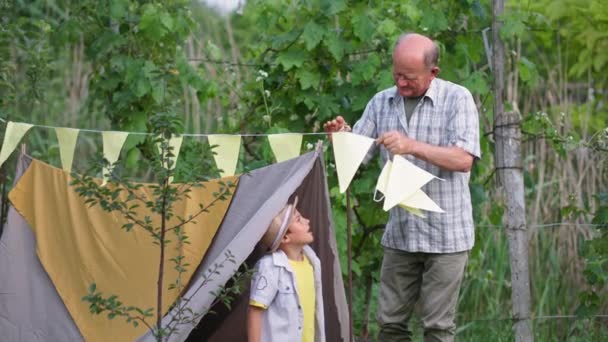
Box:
[324,33,480,341]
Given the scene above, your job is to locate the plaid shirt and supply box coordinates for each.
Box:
[353,78,480,253]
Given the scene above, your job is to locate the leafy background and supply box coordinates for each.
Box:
[1,0,607,340]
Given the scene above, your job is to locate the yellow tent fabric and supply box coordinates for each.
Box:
[8,159,238,342]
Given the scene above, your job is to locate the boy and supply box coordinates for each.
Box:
[247,197,325,342]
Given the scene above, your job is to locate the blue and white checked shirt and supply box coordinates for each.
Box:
[353,78,480,253]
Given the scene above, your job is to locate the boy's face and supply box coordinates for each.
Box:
[284,209,313,245]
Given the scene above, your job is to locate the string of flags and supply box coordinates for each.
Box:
[0,120,443,214]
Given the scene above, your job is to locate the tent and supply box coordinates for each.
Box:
[0,145,349,341]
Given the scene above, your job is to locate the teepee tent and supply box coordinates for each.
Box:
[0,145,349,341]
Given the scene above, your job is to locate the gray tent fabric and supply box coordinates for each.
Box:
[0,154,83,341]
[184,145,349,342]
[0,145,349,341]
[139,143,349,341]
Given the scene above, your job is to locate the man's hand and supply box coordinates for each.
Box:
[323,115,351,142]
[323,115,351,133]
[378,131,475,172]
[377,131,418,155]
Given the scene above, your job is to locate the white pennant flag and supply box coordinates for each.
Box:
[208,134,241,177]
[268,133,303,162]
[400,189,444,213]
[0,122,33,168]
[332,132,374,193]
[55,127,80,172]
[380,156,439,211]
[101,131,129,186]
[156,135,183,184]
[375,160,439,217]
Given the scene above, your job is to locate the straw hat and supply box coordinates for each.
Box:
[260,196,299,252]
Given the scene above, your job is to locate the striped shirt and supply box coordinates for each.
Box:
[353,78,480,253]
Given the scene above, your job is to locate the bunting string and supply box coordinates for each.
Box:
[0,116,329,137]
[0,116,445,213]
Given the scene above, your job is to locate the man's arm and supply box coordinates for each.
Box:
[377,131,474,172]
[247,305,264,342]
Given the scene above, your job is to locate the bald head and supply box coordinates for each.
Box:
[392,33,440,97]
[394,33,439,69]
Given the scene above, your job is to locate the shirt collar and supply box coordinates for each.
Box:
[271,245,316,271]
[389,78,438,105]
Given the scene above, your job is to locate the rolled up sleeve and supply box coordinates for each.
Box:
[448,92,480,159]
[249,260,278,308]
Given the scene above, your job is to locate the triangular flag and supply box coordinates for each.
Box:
[55,127,80,172]
[375,159,443,213]
[383,156,436,211]
[400,189,444,213]
[374,158,392,197]
[332,132,374,193]
[208,134,241,177]
[399,205,426,218]
[268,133,303,162]
[0,122,33,168]
[156,135,183,184]
[101,131,129,186]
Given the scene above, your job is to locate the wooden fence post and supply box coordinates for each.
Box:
[493,0,534,341]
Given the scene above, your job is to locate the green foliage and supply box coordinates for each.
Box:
[2,0,607,340]
[577,193,608,315]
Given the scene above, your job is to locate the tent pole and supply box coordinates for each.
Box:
[346,188,353,341]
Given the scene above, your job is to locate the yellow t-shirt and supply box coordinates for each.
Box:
[289,256,315,342]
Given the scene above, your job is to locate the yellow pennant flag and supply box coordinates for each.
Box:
[101,131,129,185]
[332,132,374,193]
[382,156,437,211]
[156,135,183,184]
[208,134,241,177]
[0,121,33,168]
[268,133,303,162]
[55,127,80,172]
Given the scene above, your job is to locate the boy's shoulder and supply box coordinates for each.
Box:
[255,250,287,270]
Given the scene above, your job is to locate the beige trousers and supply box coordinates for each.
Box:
[377,247,469,342]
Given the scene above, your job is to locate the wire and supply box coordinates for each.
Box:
[476,223,604,229]
[460,314,608,324]
[0,117,330,137]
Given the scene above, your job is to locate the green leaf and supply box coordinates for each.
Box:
[139,5,167,41]
[461,71,488,96]
[206,40,222,60]
[500,13,526,40]
[152,83,165,104]
[323,33,345,61]
[420,9,448,32]
[592,205,608,229]
[489,201,504,226]
[160,12,174,32]
[321,0,346,16]
[518,57,538,86]
[296,69,320,90]
[301,21,325,51]
[110,0,128,19]
[90,31,126,57]
[377,18,398,36]
[133,77,150,98]
[276,50,307,70]
[352,13,375,41]
[350,55,381,85]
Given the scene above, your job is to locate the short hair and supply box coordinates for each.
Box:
[394,33,440,69]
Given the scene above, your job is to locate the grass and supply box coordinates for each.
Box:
[351,224,608,341]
